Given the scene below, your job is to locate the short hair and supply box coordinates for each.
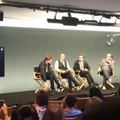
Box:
[106,53,113,58]
[44,54,52,61]
[82,98,120,120]
[35,90,49,106]
[42,108,65,120]
[11,104,39,120]
[59,52,65,56]
[79,53,85,58]
[89,87,103,100]
[65,94,77,108]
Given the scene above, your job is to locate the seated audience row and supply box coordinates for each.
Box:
[1,86,120,120]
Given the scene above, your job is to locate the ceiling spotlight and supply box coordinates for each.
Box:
[47,11,79,26]
[106,38,115,46]
[106,33,120,46]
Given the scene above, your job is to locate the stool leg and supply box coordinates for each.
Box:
[107,81,115,88]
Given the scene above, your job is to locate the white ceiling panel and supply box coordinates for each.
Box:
[2,0,120,11]
[1,0,120,30]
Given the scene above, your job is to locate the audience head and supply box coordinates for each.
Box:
[115,87,120,98]
[35,89,49,107]
[42,108,65,120]
[81,98,120,120]
[11,104,39,120]
[89,86,103,100]
[65,93,77,108]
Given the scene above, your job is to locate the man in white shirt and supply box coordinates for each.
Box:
[55,52,80,92]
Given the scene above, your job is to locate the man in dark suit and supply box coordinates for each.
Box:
[39,54,62,94]
[73,53,94,87]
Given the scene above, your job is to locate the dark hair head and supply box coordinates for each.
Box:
[44,55,52,61]
[81,98,120,120]
[116,87,120,98]
[79,53,85,58]
[65,94,77,108]
[89,87,103,100]
[35,90,49,106]
[42,108,65,120]
[11,104,39,120]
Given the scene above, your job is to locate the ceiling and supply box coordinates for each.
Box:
[2,0,120,11]
[1,0,120,30]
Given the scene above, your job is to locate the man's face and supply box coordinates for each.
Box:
[48,59,52,63]
[79,55,84,61]
[60,53,65,60]
[106,54,112,60]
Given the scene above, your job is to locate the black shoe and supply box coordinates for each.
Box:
[89,83,95,87]
[50,90,54,95]
[69,89,75,93]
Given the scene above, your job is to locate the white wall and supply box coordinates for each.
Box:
[0,26,120,94]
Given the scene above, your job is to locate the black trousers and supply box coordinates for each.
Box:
[46,71,60,90]
[61,71,79,90]
[80,71,94,86]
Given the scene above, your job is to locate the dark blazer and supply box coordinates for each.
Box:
[38,60,52,81]
[73,60,90,71]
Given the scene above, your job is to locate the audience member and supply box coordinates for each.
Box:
[42,108,65,120]
[0,102,10,120]
[61,93,82,118]
[89,86,104,100]
[11,104,39,120]
[84,87,103,111]
[81,98,120,120]
[34,89,49,120]
[115,87,120,98]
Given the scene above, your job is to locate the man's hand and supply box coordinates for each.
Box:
[0,103,10,120]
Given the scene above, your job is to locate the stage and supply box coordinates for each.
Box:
[0,83,120,106]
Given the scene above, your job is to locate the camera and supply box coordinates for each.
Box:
[0,100,4,107]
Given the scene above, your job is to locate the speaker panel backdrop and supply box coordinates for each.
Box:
[0,26,120,94]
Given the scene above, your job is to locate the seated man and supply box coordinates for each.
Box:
[73,53,95,87]
[55,52,80,92]
[38,54,62,94]
[98,53,115,90]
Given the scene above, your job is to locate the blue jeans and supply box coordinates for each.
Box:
[102,69,112,87]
